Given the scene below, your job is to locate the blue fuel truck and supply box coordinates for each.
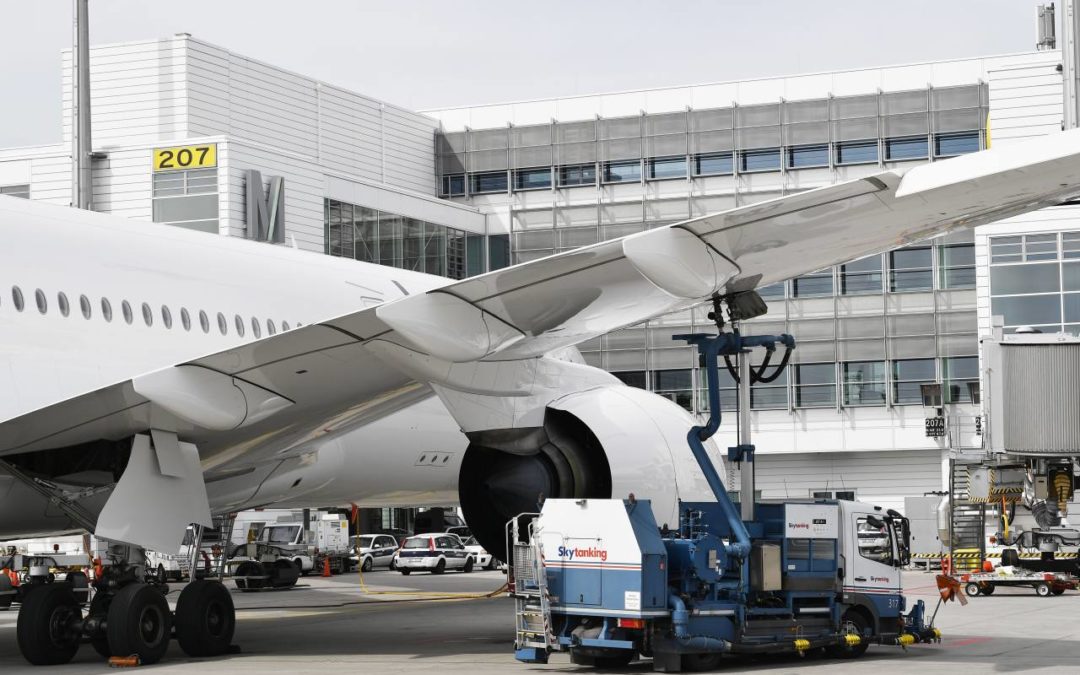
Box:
[510,308,941,671]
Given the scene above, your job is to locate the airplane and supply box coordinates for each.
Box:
[3,127,1080,666]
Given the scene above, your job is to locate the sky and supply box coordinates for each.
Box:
[0,0,1056,148]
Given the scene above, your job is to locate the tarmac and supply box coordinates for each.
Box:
[0,569,1077,673]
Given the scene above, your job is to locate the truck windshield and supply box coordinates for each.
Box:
[263,525,300,544]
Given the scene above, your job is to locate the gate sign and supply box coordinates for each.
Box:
[153,143,217,171]
[925,416,946,438]
[974,415,982,435]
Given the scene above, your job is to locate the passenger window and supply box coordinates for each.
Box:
[141,303,153,327]
[101,298,113,322]
[122,301,133,324]
[180,307,191,331]
[161,305,172,329]
[251,317,261,339]
[57,292,70,317]
[234,314,245,337]
[34,289,47,314]
[267,319,276,335]
[11,286,24,312]
[80,295,91,320]
[217,312,227,335]
[282,321,290,331]
[199,310,210,334]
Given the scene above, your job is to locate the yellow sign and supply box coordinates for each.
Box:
[152,144,217,171]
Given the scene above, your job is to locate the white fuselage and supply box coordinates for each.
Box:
[0,197,469,521]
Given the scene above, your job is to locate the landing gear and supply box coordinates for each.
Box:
[16,583,83,665]
[14,540,237,667]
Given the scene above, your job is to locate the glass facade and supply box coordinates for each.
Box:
[989,232,1080,334]
[324,198,500,279]
[434,83,987,419]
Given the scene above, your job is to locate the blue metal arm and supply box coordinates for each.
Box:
[673,331,795,560]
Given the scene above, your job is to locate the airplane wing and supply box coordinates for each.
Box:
[4,128,1080,461]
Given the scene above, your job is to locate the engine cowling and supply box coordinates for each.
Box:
[458,384,718,558]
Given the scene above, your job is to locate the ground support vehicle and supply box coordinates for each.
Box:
[229,543,303,591]
[509,318,941,671]
[0,553,91,610]
[959,569,1077,596]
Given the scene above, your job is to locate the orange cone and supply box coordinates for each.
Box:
[321,556,331,577]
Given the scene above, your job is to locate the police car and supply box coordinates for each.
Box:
[394,533,473,574]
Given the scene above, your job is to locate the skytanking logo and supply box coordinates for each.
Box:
[557,546,608,562]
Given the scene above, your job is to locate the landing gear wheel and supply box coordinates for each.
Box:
[16,582,82,665]
[106,583,172,665]
[432,559,446,575]
[88,590,114,657]
[569,648,635,668]
[463,557,474,573]
[400,569,411,575]
[681,652,724,671]
[362,557,373,572]
[175,580,235,657]
[1035,582,1051,597]
[964,582,981,596]
[827,610,870,659]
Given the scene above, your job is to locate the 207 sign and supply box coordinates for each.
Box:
[925,416,946,438]
[153,144,217,171]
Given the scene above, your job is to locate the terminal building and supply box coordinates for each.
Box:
[0,34,1076,512]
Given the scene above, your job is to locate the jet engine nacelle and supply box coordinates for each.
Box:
[458,384,717,557]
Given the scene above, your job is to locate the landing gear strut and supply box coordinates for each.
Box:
[15,541,237,666]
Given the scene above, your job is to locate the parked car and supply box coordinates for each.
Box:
[462,536,496,570]
[394,533,473,575]
[350,534,400,571]
[373,528,412,547]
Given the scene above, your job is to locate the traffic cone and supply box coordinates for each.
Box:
[321,556,331,577]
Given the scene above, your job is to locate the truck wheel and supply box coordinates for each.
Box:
[432,559,446,575]
[295,559,307,576]
[175,580,235,657]
[400,569,411,575]
[1035,582,1052,597]
[828,610,870,659]
[463,557,474,573]
[681,652,723,671]
[964,582,981,597]
[569,648,634,668]
[106,584,172,665]
[981,584,995,596]
[485,558,496,571]
[16,583,82,665]
[1052,587,1065,596]
[0,574,12,610]
[234,561,263,592]
[362,557,373,572]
